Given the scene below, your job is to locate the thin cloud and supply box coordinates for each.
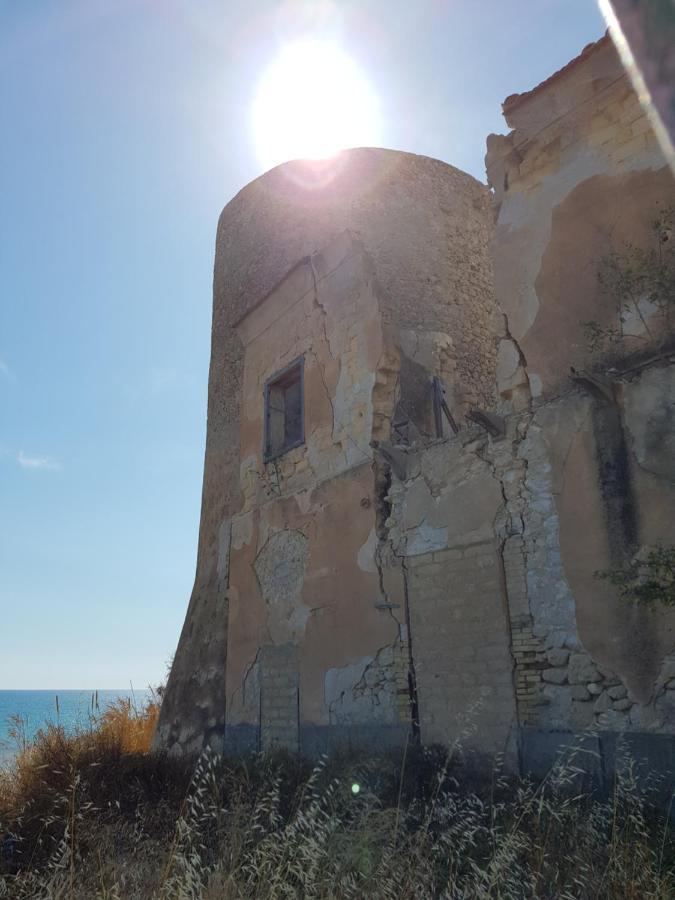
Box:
[0,358,16,382]
[148,366,178,396]
[17,450,62,472]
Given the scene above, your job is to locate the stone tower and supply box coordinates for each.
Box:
[156,41,675,782]
[154,148,497,755]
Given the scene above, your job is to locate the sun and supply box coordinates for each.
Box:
[251,40,381,172]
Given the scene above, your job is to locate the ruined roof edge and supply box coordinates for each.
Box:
[502,32,610,115]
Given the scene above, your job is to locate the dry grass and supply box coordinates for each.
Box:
[1,697,161,818]
[1,704,674,899]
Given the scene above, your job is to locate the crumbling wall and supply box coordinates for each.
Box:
[384,436,517,752]
[156,149,496,755]
[380,348,675,757]
[357,36,675,759]
[486,34,675,402]
[224,232,409,752]
[461,34,675,755]
[157,42,675,762]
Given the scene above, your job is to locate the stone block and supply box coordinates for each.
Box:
[464,542,495,558]
[596,710,628,732]
[629,704,664,731]
[593,692,612,714]
[569,700,595,729]
[613,134,647,162]
[568,653,601,684]
[432,548,463,562]
[407,552,434,568]
[570,685,590,702]
[588,124,619,147]
[659,660,675,681]
[631,116,653,137]
[546,648,570,667]
[497,338,528,395]
[607,685,627,700]
[542,668,567,685]
[613,699,633,712]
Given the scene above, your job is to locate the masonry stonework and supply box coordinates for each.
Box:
[156,37,675,775]
[155,150,497,755]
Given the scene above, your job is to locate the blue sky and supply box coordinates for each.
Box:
[0,0,605,690]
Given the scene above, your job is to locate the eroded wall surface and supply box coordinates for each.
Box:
[225,233,409,752]
[386,437,518,754]
[386,358,675,757]
[358,36,675,763]
[466,35,675,758]
[155,150,495,755]
[486,35,675,401]
[157,44,675,764]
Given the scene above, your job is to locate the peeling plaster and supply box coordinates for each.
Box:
[231,512,253,550]
[493,146,665,345]
[623,365,675,482]
[159,93,675,761]
[216,520,231,588]
[325,646,398,725]
[254,529,310,643]
[406,521,449,556]
[357,527,379,573]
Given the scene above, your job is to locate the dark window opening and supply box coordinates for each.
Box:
[264,357,304,461]
[431,376,459,437]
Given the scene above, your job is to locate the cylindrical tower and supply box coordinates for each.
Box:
[155,148,496,755]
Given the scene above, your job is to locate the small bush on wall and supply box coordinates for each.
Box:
[597,545,675,607]
[583,204,675,354]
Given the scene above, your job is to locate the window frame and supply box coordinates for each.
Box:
[263,356,305,463]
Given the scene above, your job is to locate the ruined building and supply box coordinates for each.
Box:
[155,36,675,773]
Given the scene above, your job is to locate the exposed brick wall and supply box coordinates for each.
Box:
[406,542,516,751]
[156,149,496,755]
[157,42,675,761]
[500,535,544,726]
[489,37,666,204]
[487,34,674,402]
[260,644,299,752]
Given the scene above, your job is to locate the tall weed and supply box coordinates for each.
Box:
[1,709,673,899]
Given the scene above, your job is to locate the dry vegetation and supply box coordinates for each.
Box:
[1,699,674,899]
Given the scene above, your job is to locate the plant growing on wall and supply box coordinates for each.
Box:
[597,545,675,607]
[583,205,675,353]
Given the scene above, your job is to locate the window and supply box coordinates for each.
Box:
[264,357,304,461]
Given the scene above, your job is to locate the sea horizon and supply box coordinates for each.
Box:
[0,688,152,765]
[1,687,149,691]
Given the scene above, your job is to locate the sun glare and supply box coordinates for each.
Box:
[251,40,381,172]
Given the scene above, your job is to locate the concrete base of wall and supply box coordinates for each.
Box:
[223,724,259,755]
[218,723,674,813]
[519,727,675,809]
[299,724,410,756]
[222,722,411,756]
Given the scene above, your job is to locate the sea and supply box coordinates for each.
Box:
[0,689,151,765]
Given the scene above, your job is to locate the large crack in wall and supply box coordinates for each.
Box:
[378,346,675,750]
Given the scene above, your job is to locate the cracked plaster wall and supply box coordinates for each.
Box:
[508,368,675,735]
[357,38,675,755]
[224,231,406,747]
[385,436,518,753]
[466,35,675,743]
[157,49,675,760]
[222,224,474,750]
[486,35,675,403]
[387,353,675,748]
[156,149,495,755]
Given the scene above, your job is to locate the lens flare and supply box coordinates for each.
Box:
[351,782,361,795]
[251,39,381,171]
